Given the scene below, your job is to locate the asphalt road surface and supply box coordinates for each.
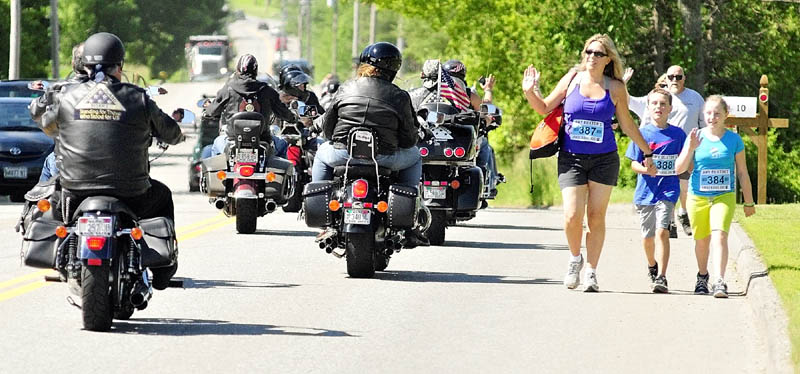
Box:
[0,18,773,374]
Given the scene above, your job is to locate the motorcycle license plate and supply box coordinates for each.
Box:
[236,149,258,163]
[423,186,447,200]
[344,209,370,225]
[77,216,113,237]
[3,166,27,179]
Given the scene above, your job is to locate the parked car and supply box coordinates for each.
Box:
[257,21,269,30]
[0,97,54,202]
[0,80,45,98]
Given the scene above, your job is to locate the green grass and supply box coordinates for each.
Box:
[228,0,279,19]
[734,204,800,370]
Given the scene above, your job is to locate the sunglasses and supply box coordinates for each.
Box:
[659,84,667,89]
[667,74,684,81]
[584,50,608,58]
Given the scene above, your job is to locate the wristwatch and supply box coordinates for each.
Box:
[644,153,653,158]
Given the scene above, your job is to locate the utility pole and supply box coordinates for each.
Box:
[298,0,304,58]
[9,0,21,79]
[50,0,60,78]
[279,0,287,62]
[396,16,404,76]
[368,3,377,44]
[329,0,338,75]
[305,0,312,64]
[352,1,359,67]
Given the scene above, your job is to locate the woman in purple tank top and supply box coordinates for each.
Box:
[521,34,654,292]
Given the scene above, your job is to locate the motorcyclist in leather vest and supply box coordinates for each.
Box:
[311,42,421,188]
[410,59,504,198]
[203,54,296,158]
[42,32,185,290]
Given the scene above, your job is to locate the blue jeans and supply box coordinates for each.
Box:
[202,134,288,159]
[476,137,497,188]
[39,152,58,182]
[311,141,421,188]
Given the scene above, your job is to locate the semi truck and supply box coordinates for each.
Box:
[186,35,231,81]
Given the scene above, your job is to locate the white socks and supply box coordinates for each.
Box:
[570,253,582,263]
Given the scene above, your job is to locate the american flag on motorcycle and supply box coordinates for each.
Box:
[439,67,471,111]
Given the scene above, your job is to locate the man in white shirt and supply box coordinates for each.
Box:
[665,65,705,236]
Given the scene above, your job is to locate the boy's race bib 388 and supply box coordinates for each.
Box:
[700,169,732,192]
[652,154,677,176]
[569,119,604,143]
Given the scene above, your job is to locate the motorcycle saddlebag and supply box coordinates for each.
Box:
[21,218,61,269]
[201,154,228,195]
[139,217,177,269]
[387,184,418,229]
[264,156,294,203]
[302,181,335,228]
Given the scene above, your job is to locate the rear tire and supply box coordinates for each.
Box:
[374,252,390,272]
[282,179,304,213]
[235,199,258,234]
[427,210,447,246]
[81,262,113,331]
[346,233,375,278]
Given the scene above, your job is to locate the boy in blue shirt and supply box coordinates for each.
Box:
[625,88,686,293]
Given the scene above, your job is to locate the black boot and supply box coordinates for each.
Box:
[404,228,430,249]
[151,262,178,291]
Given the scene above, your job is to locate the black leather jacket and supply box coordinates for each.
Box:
[204,74,296,139]
[29,73,89,127]
[321,77,419,154]
[44,77,183,196]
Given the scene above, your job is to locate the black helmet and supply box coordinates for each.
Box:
[326,79,340,94]
[281,70,311,98]
[443,59,466,81]
[71,43,85,75]
[278,64,303,88]
[359,42,402,81]
[82,32,125,66]
[236,54,259,77]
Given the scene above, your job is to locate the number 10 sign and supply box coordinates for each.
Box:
[722,96,757,118]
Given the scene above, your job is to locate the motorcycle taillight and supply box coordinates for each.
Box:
[86,237,106,250]
[352,179,369,199]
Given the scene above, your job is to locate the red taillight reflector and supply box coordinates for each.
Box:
[86,237,106,250]
[352,179,368,199]
[419,147,429,157]
[423,181,431,186]
[444,148,454,157]
[194,164,202,171]
[441,181,448,186]
[238,165,255,177]
[454,147,466,158]
[364,203,373,208]
[450,180,461,190]
[343,202,353,208]
[87,258,102,266]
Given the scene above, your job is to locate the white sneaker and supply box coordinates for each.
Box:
[583,270,599,292]
[563,255,584,289]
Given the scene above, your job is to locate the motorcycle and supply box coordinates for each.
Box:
[302,128,420,278]
[275,100,321,213]
[416,103,501,245]
[200,111,294,234]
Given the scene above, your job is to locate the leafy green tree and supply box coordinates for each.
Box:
[0,0,52,79]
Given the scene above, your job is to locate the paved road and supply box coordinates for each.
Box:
[0,19,774,374]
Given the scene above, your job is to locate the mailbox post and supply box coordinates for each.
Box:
[724,75,789,204]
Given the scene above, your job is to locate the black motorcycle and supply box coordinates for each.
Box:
[416,103,501,245]
[302,128,419,278]
[201,111,294,234]
[275,100,320,213]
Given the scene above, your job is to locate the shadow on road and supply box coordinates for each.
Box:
[457,223,562,232]
[374,270,560,285]
[176,277,300,289]
[445,240,569,251]
[112,318,358,337]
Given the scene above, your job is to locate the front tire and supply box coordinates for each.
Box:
[282,178,304,213]
[427,210,447,246]
[346,233,375,278]
[235,198,258,234]
[81,262,113,331]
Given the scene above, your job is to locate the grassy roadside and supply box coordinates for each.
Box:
[734,204,800,369]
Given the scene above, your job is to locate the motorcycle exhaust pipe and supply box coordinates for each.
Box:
[130,281,153,309]
[265,199,277,213]
[214,198,226,210]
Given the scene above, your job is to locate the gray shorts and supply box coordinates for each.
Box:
[635,201,675,238]
[558,150,620,188]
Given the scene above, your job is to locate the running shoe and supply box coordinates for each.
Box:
[648,262,659,283]
[583,270,599,292]
[564,255,584,289]
[669,222,678,238]
[678,213,692,236]
[652,275,669,293]
[712,279,729,298]
[695,272,710,294]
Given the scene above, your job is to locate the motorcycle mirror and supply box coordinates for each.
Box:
[299,104,317,117]
[290,100,306,110]
[146,86,164,97]
[176,109,196,125]
[197,98,211,108]
[426,111,445,124]
[480,103,500,115]
[27,80,50,91]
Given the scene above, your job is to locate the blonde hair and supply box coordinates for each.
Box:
[654,73,667,89]
[576,34,625,81]
[356,64,381,78]
[705,95,729,113]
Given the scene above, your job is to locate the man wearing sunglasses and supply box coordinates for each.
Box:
[665,65,705,236]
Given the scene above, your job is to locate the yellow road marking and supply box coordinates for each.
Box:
[0,215,235,303]
[0,269,52,291]
[174,213,229,235]
[0,281,48,302]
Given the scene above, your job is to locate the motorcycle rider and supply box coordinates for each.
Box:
[410,59,504,199]
[312,42,428,247]
[39,32,185,290]
[318,73,340,111]
[203,54,296,158]
[277,64,325,115]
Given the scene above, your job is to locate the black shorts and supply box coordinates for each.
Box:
[558,150,620,188]
[679,171,690,180]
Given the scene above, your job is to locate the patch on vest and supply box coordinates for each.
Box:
[74,84,126,120]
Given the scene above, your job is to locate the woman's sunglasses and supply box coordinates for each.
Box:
[584,50,608,58]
